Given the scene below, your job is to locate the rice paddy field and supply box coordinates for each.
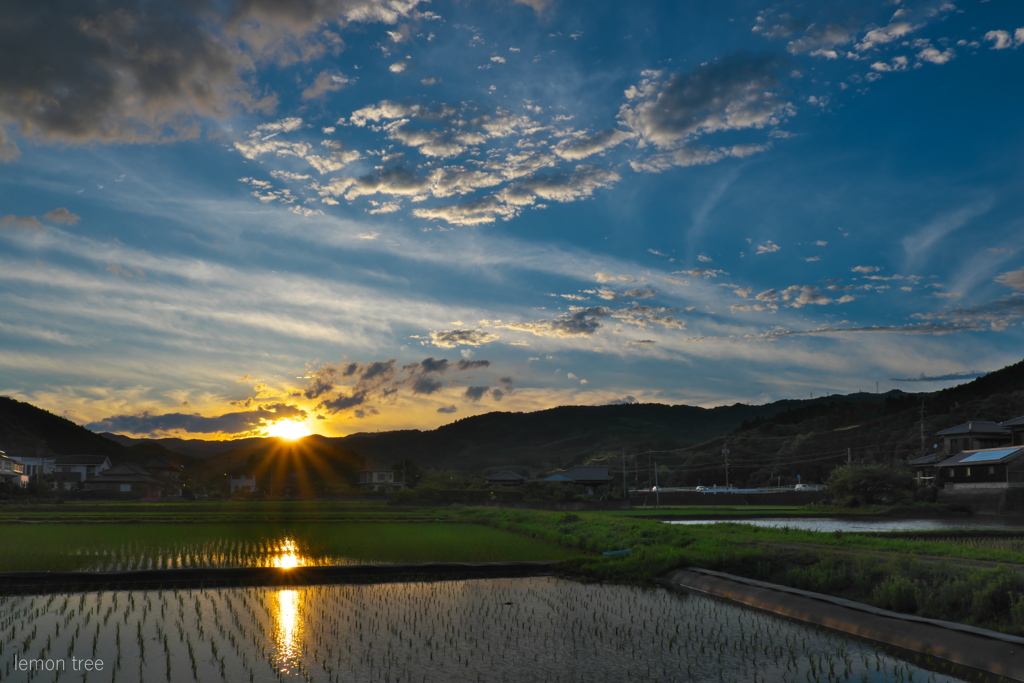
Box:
[1,577,970,683]
[0,523,579,572]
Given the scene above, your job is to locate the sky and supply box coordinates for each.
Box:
[2,0,1024,440]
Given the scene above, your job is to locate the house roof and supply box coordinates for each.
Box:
[936,446,1024,468]
[485,471,527,482]
[542,473,574,482]
[906,452,945,466]
[85,462,161,484]
[934,421,1009,437]
[54,454,112,466]
[1001,416,1024,428]
[146,456,183,470]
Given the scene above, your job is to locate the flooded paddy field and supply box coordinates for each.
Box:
[0,523,578,573]
[665,517,1024,533]
[2,577,969,683]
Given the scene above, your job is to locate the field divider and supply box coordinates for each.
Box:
[0,561,561,594]
[663,566,1024,682]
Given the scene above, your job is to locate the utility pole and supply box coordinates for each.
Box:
[920,401,926,454]
[847,448,852,466]
[622,448,627,499]
[722,444,730,489]
[653,460,660,509]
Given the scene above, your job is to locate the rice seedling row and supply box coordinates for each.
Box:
[1,578,969,683]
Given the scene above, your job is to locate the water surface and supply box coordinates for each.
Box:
[665,517,1024,532]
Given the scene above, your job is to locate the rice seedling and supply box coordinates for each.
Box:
[0,578,972,683]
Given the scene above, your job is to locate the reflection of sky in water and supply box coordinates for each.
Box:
[665,517,1024,532]
[0,579,966,683]
[274,588,305,673]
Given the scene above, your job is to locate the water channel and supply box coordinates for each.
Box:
[664,517,1024,532]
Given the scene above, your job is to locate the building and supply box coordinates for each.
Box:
[1001,416,1024,446]
[906,451,944,483]
[227,468,258,494]
[542,466,613,495]
[935,446,1024,490]
[83,462,164,499]
[358,469,404,493]
[934,421,1010,456]
[0,451,28,487]
[144,456,184,496]
[53,454,112,490]
[13,455,56,480]
[485,471,528,486]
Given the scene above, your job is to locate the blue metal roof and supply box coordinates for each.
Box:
[958,447,1023,463]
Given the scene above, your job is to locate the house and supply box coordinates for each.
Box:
[0,451,28,487]
[12,455,56,480]
[227,467,258,494]
[1001,416,1024,446]
[358,469,404,493]
[53,454,112,488]
[485,471,528,486]
[934,421,1010,456]
[542,466,613,495]
[935,446,1024,490]
[83,462,164,499]
[906,451,945,483]
[144,456,184,496]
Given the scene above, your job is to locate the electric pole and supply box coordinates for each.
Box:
[653,459,660,508]
[722,444,730,489]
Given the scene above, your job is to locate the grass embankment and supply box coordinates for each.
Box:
[452,507,1024,636]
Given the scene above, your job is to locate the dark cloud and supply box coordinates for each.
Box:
[456,359,491,371]
[889,371,988,383]
[504,306,612,338]
[419,357,450,374]
[464,386,489,401]
[0,0,420,152]
[437,405,458,414]
[914,296,1024,332]
[428,329,500,348]
[303,364,337,399]
[361,359,396,381]
[86,403,306,435]
[606,396,637,405]
[412,376,443,395]
[619,51,790,149]
[320,391,367,412]
[491,389,504,401]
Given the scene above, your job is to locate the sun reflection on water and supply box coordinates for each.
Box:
[271,538,303,569]
[273,588,305,673]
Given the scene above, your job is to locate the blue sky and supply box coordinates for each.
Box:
[2,0,1023,439]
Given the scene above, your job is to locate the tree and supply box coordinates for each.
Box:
[825,462,915,506]
[390,458,423,488]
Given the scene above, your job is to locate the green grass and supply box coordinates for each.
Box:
[0,521,579,572]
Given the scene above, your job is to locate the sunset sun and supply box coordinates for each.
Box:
[266,419,311,440]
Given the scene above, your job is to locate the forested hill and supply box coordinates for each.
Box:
[4,356,1023,478]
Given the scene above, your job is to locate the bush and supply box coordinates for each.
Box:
[825,462,915,505]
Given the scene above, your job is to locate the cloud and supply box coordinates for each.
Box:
[437,405,458,414]
[984,29,1024,50]
[996,268,1024,291]
[914,296,1024,332]
[606,395,637,405]
[674,268,725,278]
[553,129,633,160]
[502,306,612,337]
[463,385,489,401]
[0,127,19,162]
[889,371,987,383]
[301,71,350,100]
[86,403,307,435]
[619,52,791,150]
[428,329,500,348]
[411,376,443,394]
[755,241,780,254]
[0,214,44,231]
[852,265,881,273]
[0,0,422,147]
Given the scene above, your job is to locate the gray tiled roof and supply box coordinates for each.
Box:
[934,421,1009,436]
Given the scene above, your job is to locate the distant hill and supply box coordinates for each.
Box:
[5,356,1024,484]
